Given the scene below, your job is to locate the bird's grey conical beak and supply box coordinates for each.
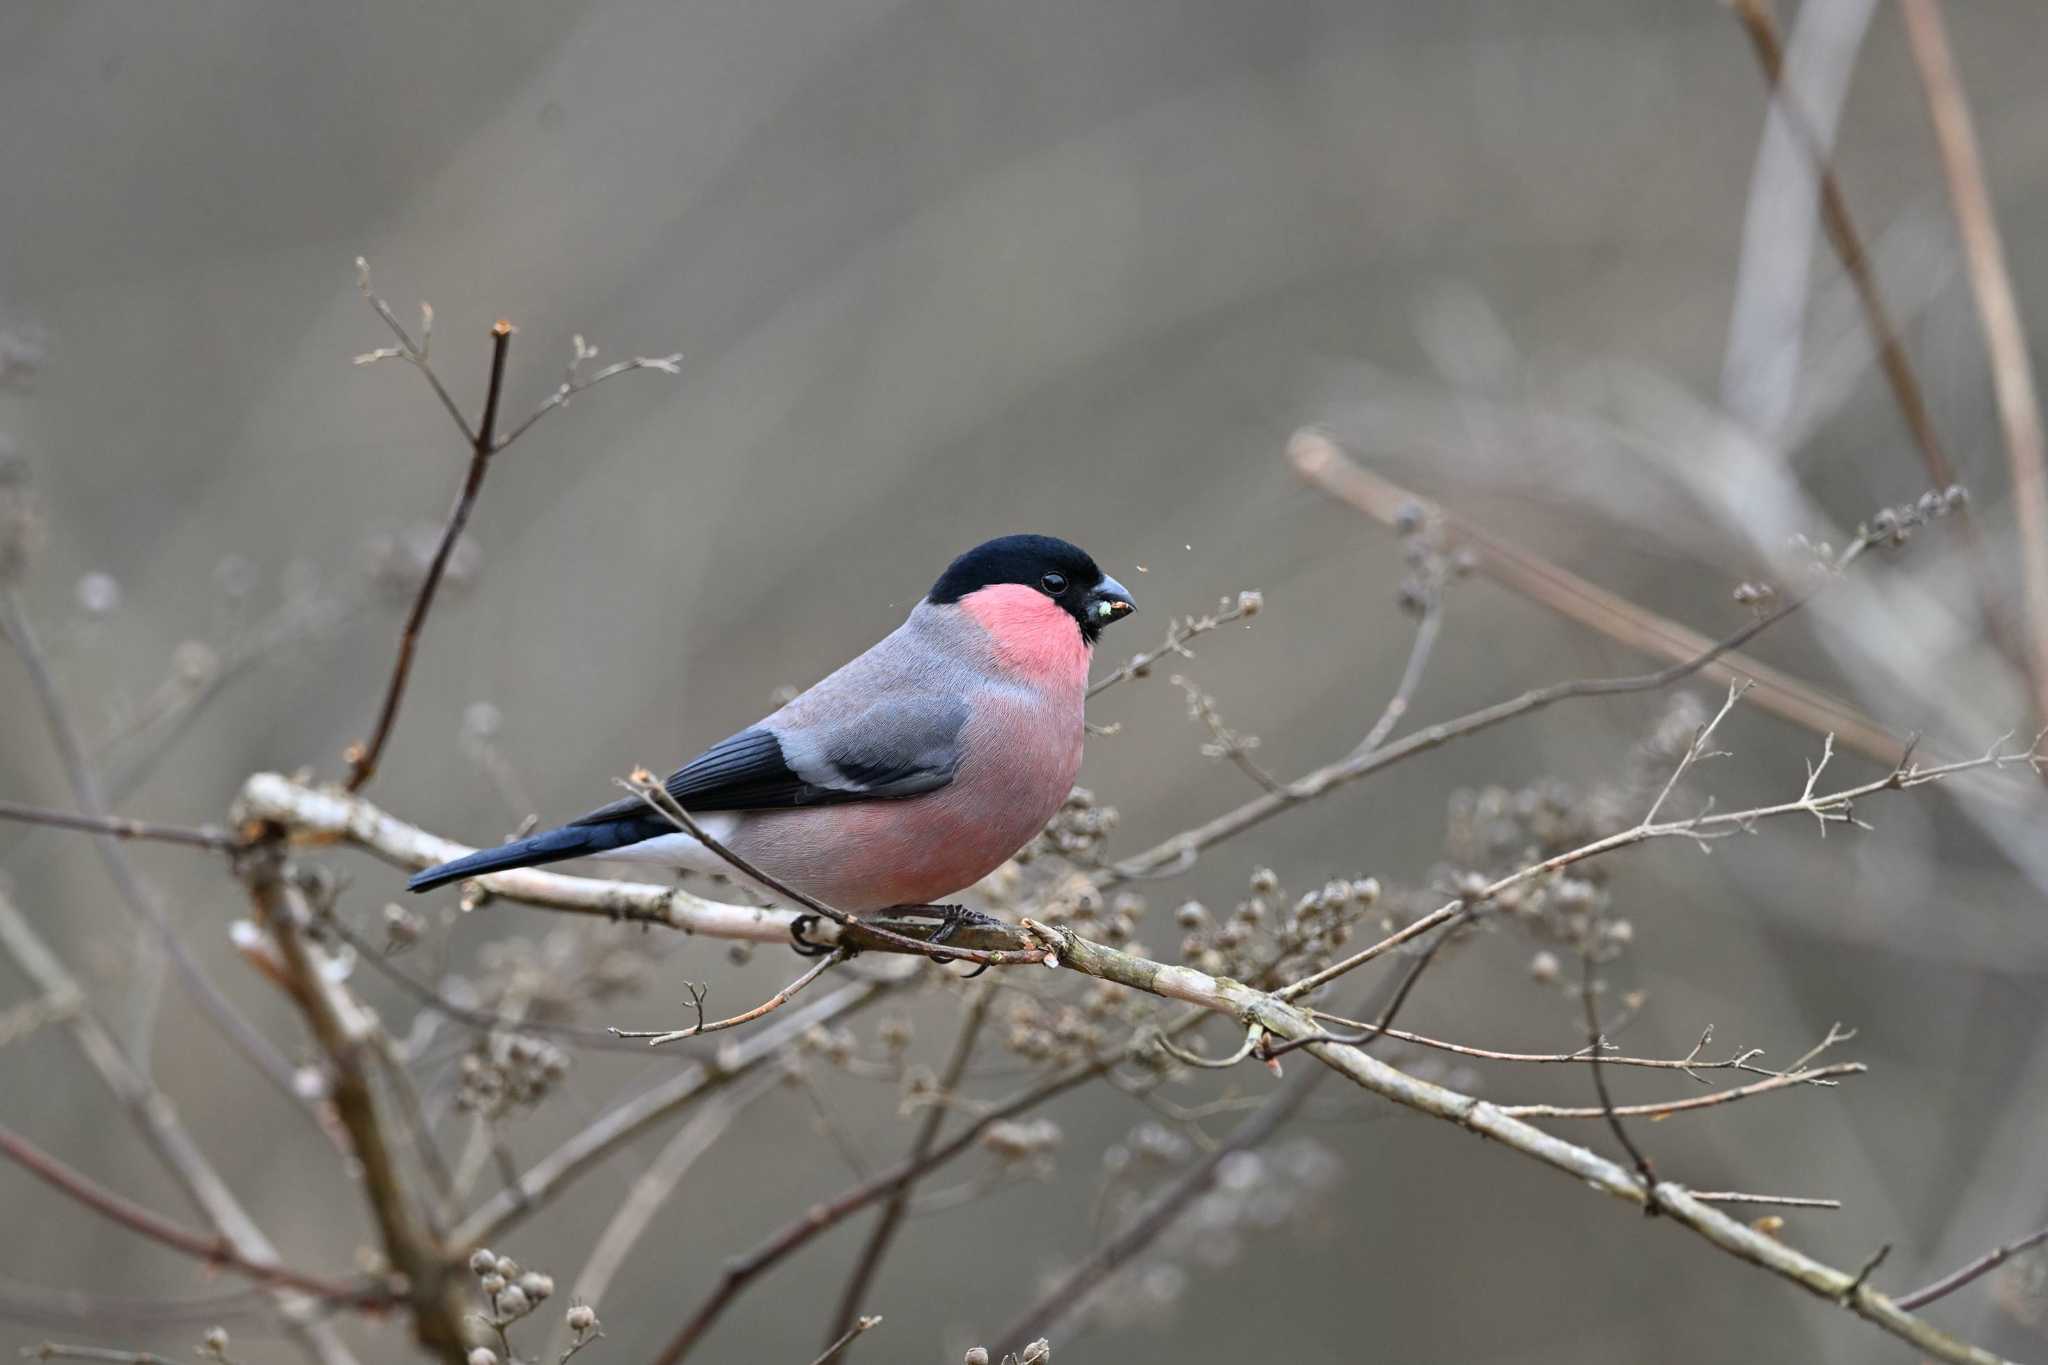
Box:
[1090,575,1136,622]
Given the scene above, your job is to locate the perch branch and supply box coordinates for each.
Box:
[1018,925,2010,1365]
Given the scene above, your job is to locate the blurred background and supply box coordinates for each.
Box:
[3,1,2047,1360]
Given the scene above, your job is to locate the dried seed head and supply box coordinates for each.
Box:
[1529,950,1561,984]
[517,1271,553,1302]
[495,1284,531,1318]
[468,1350,499,1365]
[965,1350,991,1365]
[566,1304,599,1333]
[469,1248,499,1275]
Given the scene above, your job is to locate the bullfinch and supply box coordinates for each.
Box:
[407,535,1137,929]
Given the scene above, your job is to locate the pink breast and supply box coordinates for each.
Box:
[728,684,1085,912]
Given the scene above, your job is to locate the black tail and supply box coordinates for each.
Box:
[406,816,668,893]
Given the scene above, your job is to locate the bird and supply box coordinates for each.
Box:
[406,534,1137,944]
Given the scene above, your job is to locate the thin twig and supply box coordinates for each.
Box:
[354,259,473,443]
[1088,592,1260,697]
[0,1122,391,1306]
[806,1316,882,1365]
[0,1281,270,1331]
[0,800,241,850]
[1304,1018,1781,1077]
[344,319,513,792]
[1895,1223,2048,1311]
[1899,0,2048,726]
[491,336,681,451]
[1112,443,1899,887]
[611,950,850,1046]
[1691,1191,1842,1210]
[1354,586,1443,756]
[1285,430,1903,766]
[1274,716,2042,1005]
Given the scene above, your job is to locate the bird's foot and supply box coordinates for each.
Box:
[788,914,835,957]
[884,903,1002,976]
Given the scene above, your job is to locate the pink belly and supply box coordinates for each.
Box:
[727,692,1083,911]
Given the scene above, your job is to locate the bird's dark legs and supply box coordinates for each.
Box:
[885,903,1003,975]
[787,904,1004,974]
[788,914,834,957]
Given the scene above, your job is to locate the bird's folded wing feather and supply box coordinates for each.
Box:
[569,698,968,826]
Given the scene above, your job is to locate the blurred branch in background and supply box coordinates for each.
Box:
[1287,428,1905,761]
[0,589,304,1100]
[1899,0,2048,728]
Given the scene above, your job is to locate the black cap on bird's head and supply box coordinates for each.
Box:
[926,534,1137,642]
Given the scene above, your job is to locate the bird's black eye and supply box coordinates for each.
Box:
[1039,572,1068,596]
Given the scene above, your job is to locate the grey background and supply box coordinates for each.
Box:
[3,2,2046,1361]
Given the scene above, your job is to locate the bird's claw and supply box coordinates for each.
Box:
[894,903,996,976]
[788,914,834,957]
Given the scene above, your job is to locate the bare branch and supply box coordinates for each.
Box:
[1,589,303,1100]
[1021,926,2010,1365]
[1087,591,1261,698]
[1286,431,1903,765]
[807,1316,883,1365]
[0,798,240,851]
[491,334,682,451]
[0,1122,392,1307]
[238,845,471,1357]
[344,319,513,792]
[1275,713,2039,1005]
[354,259,474,443]
[611,949,850,1046]
[1896,1223,2048,1311]
[1691,1192,1842,1211]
